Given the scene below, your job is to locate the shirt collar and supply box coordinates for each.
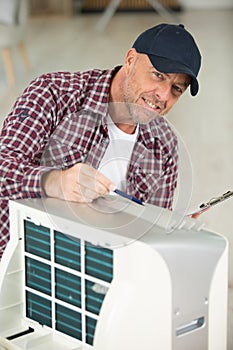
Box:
[83,66,121,119]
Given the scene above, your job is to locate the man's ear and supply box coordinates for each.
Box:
[124,48,137,72]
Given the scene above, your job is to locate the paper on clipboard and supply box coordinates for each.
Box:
[188,190,233,218]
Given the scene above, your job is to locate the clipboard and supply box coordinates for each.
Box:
[189,190,233,217]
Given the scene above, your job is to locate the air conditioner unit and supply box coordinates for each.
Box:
[0,196,228,350]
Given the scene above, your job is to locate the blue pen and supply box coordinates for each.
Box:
[114,189,144,206]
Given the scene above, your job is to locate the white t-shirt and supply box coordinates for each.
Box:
[98,115,139,191]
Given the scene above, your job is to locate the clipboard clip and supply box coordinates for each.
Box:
[200,190,233,209]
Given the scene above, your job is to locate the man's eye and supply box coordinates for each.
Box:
[154,71,164,79]
[173,85,183,94]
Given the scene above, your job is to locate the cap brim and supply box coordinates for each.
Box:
[148,54,199,96]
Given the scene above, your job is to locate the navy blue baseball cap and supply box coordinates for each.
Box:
[132,23,201,96]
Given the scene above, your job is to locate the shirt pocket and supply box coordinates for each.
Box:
[40,142,87,169]
[128,166,161,197]
[127,147,163,201]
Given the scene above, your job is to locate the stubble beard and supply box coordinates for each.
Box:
[123,91,160,125]
[123,75,163,124]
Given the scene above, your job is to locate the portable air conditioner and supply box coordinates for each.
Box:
[0,196,228,350]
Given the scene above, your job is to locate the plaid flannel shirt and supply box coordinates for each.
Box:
[0,67,178,258]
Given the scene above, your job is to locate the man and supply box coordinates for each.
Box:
[0,23,201,259]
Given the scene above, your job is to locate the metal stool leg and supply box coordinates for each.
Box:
[147,0,178,22]
[96,0,122,31]
[96,0,178,32]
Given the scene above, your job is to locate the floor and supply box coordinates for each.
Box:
[0,7,233,349]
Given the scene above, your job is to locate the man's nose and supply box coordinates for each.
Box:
[155,82,171,101]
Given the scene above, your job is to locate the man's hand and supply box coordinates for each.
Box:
[190,207,210,219]
[42,163,116,203]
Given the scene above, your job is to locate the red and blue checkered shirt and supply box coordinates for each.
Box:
[0,67,178,258]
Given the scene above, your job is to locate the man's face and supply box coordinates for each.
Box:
[122,49,191,124]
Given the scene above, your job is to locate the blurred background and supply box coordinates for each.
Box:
[0,0,233,348]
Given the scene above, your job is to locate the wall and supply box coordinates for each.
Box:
[179,0,233,8]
